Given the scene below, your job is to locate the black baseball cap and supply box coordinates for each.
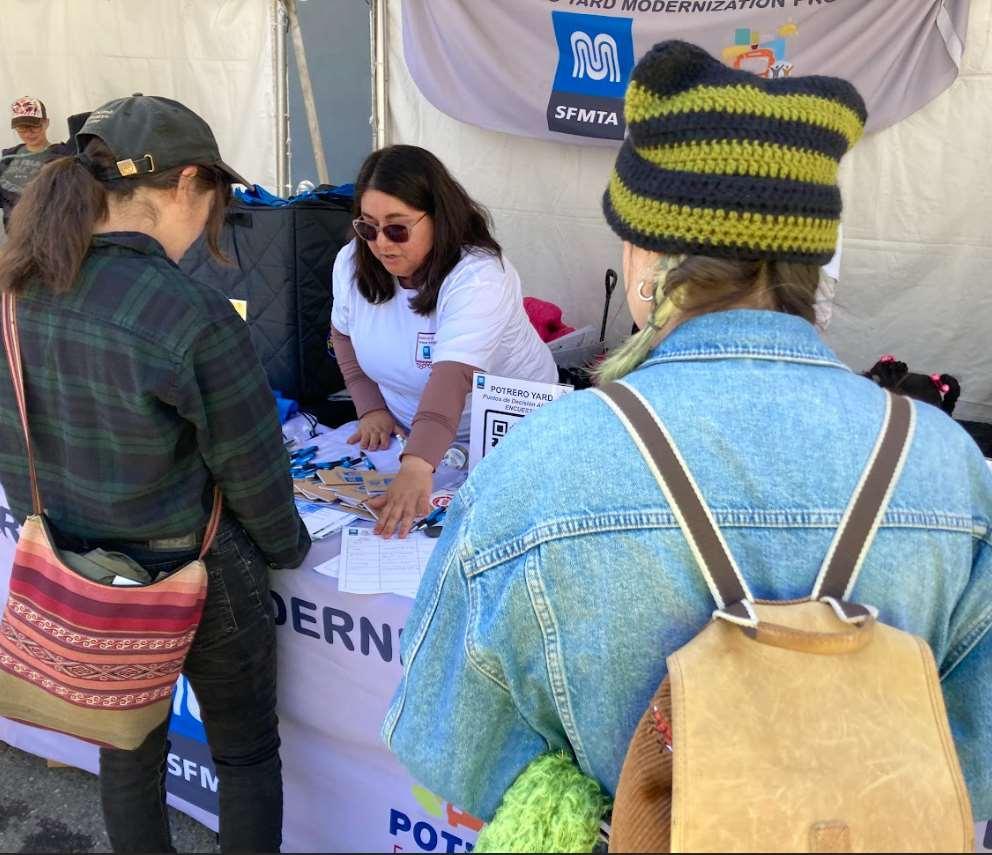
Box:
[77,94,250,186]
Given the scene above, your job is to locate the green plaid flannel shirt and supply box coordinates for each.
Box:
[0,232,309,568]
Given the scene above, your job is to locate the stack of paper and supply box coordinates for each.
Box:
[337,527,438,598]
[295,501,358,540]
[291,468,397,523]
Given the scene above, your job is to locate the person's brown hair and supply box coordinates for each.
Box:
[664,257,819,325]
[352,145,501,316]
[0,137,230,294]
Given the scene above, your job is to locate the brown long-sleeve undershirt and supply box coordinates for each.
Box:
[331,326,474,469]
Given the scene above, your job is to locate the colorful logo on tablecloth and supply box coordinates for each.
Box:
[721,21,799,79]
[388,785,482,852]
[547,11,634,140]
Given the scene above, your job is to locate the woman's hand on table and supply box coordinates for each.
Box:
[348,409,404,451]
[367,455,433,539]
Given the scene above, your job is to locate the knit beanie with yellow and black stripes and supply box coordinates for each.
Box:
[603,40,867,265]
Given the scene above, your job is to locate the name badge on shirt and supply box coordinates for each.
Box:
[415,332,436,369]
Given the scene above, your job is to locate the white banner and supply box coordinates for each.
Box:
[270,558,481,853]
[402,0,968,143]
[0,0,279,191]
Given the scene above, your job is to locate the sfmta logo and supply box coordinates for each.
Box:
[570,31,621,83]
[548,12,632,139]
[389,785,482,852]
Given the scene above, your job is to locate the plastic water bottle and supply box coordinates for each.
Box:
[441,444,469,470]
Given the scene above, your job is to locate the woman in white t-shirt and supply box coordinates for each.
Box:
[331,145,557,538]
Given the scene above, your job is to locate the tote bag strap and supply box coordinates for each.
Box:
[3,290,224,555]
[2,290,42,514]
[199,486,224,560]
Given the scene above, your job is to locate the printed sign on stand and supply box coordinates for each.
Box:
[469,372,573,469]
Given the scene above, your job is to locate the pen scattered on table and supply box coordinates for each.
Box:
[290,448,397,530]
[411,506,446,533]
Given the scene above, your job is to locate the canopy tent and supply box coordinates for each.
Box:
[0,0,283,194]
[381,0,992,423]
[2,0,988,423]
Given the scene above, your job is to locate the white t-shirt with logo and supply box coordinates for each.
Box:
[331,239,557,438]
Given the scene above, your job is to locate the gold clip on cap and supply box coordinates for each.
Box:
[115,153,156,178]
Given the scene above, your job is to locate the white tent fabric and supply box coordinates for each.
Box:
[386,0,992,422]
[0,0,279,192]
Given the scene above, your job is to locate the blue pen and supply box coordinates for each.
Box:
[290,445,318,460]
[412,506,446,531]
[322,455,364,470]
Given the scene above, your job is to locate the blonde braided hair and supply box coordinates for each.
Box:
[595,255,822,385]
[595,254,683,385]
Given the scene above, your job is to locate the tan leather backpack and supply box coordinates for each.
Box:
[595,382,974,853]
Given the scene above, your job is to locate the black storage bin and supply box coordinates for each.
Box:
[180,196,353,406]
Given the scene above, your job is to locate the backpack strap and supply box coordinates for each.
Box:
[595,381,914,629]
[810,391,914,621]
[594,381,758,627]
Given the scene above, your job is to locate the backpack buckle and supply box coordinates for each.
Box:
[820,596,878,625]
[712,599,758,628]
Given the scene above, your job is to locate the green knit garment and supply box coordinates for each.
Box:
[475,753,610,853]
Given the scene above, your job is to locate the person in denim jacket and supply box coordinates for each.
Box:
[383,41,992,825]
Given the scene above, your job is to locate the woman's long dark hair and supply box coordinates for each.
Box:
[353,145,501,316]
[0,137,230,294]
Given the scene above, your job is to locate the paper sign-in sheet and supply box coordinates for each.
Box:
[338,527,438,598]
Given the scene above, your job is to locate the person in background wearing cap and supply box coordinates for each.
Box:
[0,94,308,853]
[380,41,992,830]
[0,97,71,229]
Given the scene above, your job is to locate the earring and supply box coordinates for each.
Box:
[636,279,654,302]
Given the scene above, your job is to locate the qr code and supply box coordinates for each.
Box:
[491,419,509,447]
[483,410,524,455]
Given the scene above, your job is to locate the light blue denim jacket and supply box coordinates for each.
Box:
[382,309,992,822]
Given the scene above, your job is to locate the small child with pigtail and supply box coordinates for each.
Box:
[863,354,961,416]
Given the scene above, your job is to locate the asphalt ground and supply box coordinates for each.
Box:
[0,741,217,854]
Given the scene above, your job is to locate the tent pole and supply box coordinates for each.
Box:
[285,0,330,185]
[274,0,290,195]
[371,0,389,148]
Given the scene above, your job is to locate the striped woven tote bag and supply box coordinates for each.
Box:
[0,291,217,750]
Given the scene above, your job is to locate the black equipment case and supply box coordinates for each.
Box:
[180,195,354,408]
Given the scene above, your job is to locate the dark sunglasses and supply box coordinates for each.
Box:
[352,212,427,244]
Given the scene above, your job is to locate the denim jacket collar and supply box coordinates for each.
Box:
[641,309,850,371]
